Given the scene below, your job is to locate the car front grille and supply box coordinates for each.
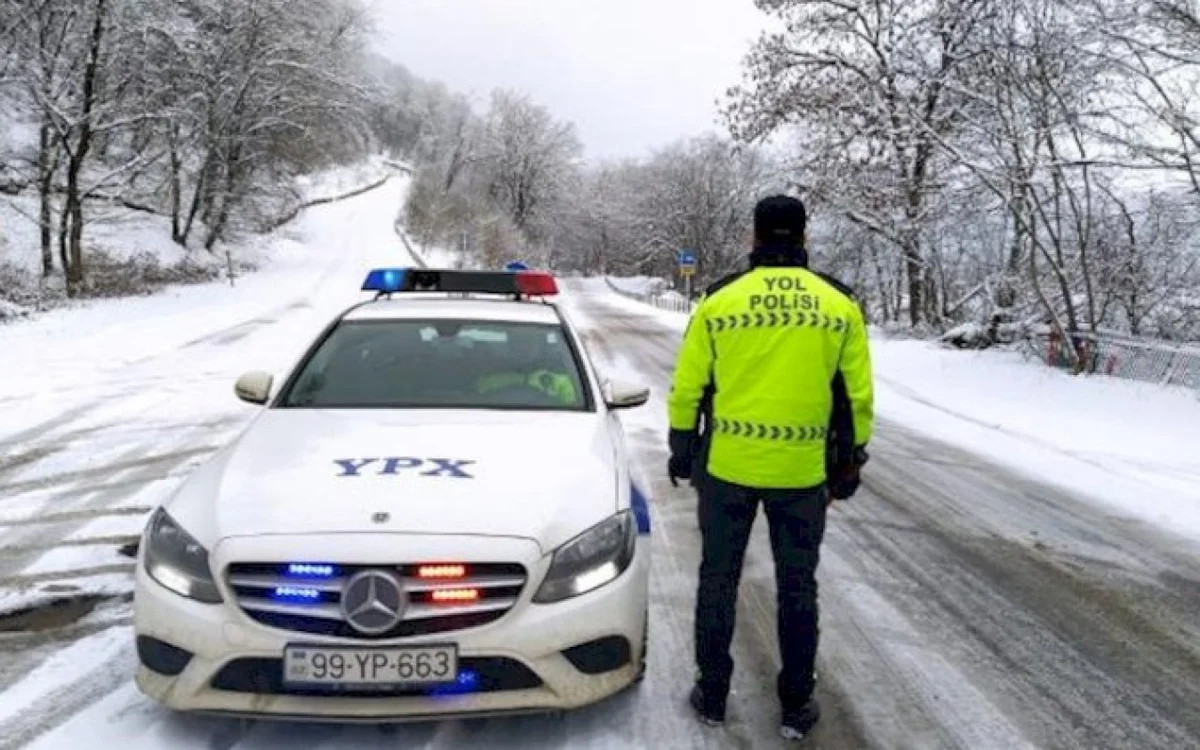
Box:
[226,562,527,639]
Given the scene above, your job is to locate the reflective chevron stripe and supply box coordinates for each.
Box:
[712,418,828,442]
[706,311,847,334]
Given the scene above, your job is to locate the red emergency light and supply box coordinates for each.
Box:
[418,564,467,580]
[431,588,481,603]
[514,271,558,297]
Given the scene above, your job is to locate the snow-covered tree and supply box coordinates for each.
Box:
[725,0,994,326]
[547,135,778,284]
[0,0,379,295]
[477,90,582,243]
[713,0,1200,344]
[134,0,375,250]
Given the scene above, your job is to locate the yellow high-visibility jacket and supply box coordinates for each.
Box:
[476,370,579,406]
[668,266,874,489]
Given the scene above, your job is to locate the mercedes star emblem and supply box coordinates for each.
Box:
[340,570,405,635]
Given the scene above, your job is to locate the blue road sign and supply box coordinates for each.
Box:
[678,250,697,267]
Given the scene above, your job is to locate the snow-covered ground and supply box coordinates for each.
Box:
[872,341,1200,538]
[0,175,413,613]
[0,158,394,317]
[582,278,1200,542]
[558,280,1200,749]
[605,275,671,297]
[291,158,395,205]
[402,240,469,269]
[3,192,1200,750]
[0,179,764,750]
[606,276,690,311]
[597,280,692,328]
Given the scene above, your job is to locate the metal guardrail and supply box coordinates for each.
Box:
[603,277,696,314]
[1024,330,1200,392]
[265,172,394,231]
[605,276,1199,394]
[391,219,428,269]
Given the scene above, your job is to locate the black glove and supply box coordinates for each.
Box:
[667,428,697,487]
[828,445,869,501]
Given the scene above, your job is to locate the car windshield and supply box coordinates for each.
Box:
[277,318,591,411]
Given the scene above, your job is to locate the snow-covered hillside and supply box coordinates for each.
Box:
[0,159,395,319]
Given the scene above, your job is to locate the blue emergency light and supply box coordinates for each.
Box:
[362,267,558,297]
[272,586,322,603]
[285,563,337,578]
[431,669,480,696]
[361,268,409,293]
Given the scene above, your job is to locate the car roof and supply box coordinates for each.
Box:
[341,296,565,325]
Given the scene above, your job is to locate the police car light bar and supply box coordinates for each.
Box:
[362,268,558,297]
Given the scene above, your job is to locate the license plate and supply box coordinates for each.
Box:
[283,644,458,687]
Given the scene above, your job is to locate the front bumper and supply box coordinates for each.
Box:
[133,533,649,721]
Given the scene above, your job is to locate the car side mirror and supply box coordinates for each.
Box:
[604,380,650,410]
[234,371,274,405]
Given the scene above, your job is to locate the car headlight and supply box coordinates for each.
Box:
[533,510,637,604]
[143,508,223,604]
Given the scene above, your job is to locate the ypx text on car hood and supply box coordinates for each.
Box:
[191,409,618,554]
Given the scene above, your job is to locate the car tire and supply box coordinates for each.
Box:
[633,608,648,684]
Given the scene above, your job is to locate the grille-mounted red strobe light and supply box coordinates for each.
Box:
[431,588,481,603]
[418,564,467,580]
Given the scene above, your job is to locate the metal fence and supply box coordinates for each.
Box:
[605,276,1200,393]
[603,277,696,314]
[1023,329,1200,391]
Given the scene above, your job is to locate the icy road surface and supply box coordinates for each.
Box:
[2,183,1200,748]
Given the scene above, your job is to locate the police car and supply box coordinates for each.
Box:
[133,267,653,721]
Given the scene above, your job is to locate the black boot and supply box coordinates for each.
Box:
[689,684,726,727]
[780,698,820,741]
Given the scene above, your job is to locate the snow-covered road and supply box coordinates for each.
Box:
[566,284,1200,750]
[3,181,1200,749]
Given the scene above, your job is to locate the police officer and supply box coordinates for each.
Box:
[667,195,874,741]
[474,327,580,406]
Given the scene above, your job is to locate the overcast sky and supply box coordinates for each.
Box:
[370,0,768,161]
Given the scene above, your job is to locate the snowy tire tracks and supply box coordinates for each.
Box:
[564,282,1200,749]
[0,177,448,749]
[0,628,134,750]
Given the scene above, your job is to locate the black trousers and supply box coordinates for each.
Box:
[694,471,828,711]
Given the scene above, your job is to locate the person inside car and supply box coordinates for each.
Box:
[474,326,580,406]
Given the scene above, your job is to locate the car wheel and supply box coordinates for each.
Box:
[633,608,648,683]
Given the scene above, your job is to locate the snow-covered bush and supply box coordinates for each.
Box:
[0,260,53,313]
[78,250,221,299]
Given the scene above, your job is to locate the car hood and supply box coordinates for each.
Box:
[169,409,619,554]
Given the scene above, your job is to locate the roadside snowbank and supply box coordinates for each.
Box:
[583,278,692,329]
[0,158,396,326]
[872,339,1200,538]
[591,278,1200,540]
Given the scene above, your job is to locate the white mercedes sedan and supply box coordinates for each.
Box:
[133,267,652,721]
